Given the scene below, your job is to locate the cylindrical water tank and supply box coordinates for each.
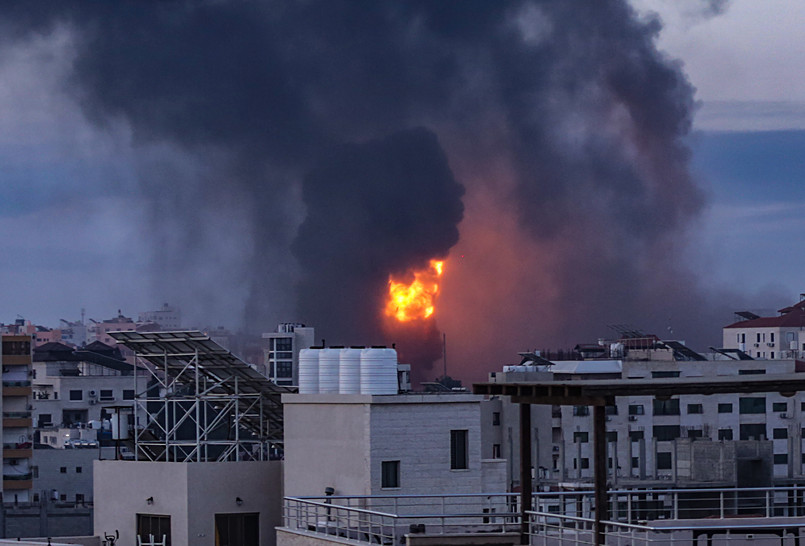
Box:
[319,348,341,394]
[298,349,320,394]
[339,348,362,394]
[360,347,398,395]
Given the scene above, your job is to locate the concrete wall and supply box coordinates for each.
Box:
[93,460,282,546]
[33,449,99,503]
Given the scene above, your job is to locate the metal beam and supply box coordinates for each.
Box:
[519,403,531,545]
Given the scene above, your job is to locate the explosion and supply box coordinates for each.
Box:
[385,260,444,322]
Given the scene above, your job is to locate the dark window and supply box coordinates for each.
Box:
[653,399,680,416]
[606,431,618,443]
[137,514,171,546]
[573,406,589,416]
[492,444,501,458]
[653,425,681,441]
[123,390,135,400]
[631,457,639,468]
[739,397,765,414]
[450,430,469,470]
[275,352,293,360]
[215,513,259,546]
[573,432,589,443]
[651,371,680,378]
[774,454,788,465]
[739,369,765,375]
[773,428,788,439]
[605,405,618,416]
[59,467,66,474]
[492,412,500,426]
[381,461,400,488]
[275,361,293,378]
[275,338,292,351]
[76,466,82,473]
[32,466,38,478]
[657,452,672,470]
[718,403,733,413]
[580,458,589,469]
[628,405,644,416]
[1,340,31,356]
[629,430,644,441]
[76,494,85,504]
[740,423,767,441]
[38,414,52,427]
[718,429,733,441]
[100,389,114,401]
[69,390,82,401]
[688,429,703,439]
[773,402,788,412]
[687,404,703,414]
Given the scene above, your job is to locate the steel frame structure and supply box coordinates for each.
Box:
[109,330,291,462]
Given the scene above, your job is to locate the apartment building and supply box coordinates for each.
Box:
[1,334,34,502]
[262,323,315,386]
[723,296,805,359]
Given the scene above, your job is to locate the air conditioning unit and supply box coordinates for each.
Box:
[754,343,760,347]
[779,413,789,419]
[88,390,97,398]
[8,459,18,466]
[767,343,775,347]
[606,416,612,422]
[628,415,638,422]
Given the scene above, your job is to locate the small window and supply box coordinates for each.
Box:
[32,466,39,478]
[573,432,589,443]
[606,431,618,443]
[651,371,680,378]
[773,402,787,412]
[99,389,114,401]
[123,390,135,400]
[492,412,500,426]
[657,452,672,470]
[76,494,85,504]
[653,399,680,416]
[631,457,639,468]
[60,494,67,501]
[450,430,469,470]
[687,404,703,414]
[774,454,788,465]
[573,406,589,416]
[628,405,644,416]
[739,397,766,414]
[773,428,788,440]
[381,460,400,488]
[718,403,733,414]
[76,466,82,473]
[69,390,82,401]
[580,458,589,469]
[492,444,501,459]
[688,429,703,439]
[718,429,733,441]
[59,467,67,474]
[629,430,644,441]
[605,405,618,416]
[653,425,681,441]
[739,369,765,375]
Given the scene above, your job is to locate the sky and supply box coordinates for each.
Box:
[1,1,804,381]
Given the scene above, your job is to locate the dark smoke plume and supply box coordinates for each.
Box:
[1,1,736,382]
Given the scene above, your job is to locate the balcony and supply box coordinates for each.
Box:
[2,441,32,459]
[2,380,32,397]
[2,411,32,428]
[3,472,32,491]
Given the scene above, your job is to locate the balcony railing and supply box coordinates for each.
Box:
[3,473,32,481]
[2,411,31,419]
[2,380,31,388]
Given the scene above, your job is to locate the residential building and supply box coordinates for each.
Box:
[88,312,136,347]
[2,334,34,502]
[723,296,805,359]
[262,323,315,386]
[138,303,182,331]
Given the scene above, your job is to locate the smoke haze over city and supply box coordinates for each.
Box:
[1,1,804,382]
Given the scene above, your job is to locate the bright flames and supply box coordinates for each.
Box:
[385,260,444,322]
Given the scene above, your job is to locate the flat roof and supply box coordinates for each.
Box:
[473,373,805,405]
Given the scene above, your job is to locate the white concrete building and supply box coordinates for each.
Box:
[283,393,506,498]
[262,324,315,386]
[723,297,805,359]
[138,303,182,331]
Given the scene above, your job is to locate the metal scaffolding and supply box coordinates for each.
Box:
[109,330,291,462]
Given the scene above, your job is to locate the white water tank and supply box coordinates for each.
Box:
[298,349,320,394]
[360,347,398,395]
[339,348,362,394]
[319,348,341,394]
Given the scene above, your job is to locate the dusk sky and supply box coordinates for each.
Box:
[1,1,803,380]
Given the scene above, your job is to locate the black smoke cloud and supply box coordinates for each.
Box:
[1,1,735,381]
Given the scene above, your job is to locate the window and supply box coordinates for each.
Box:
[275,361,293,378]
[656,452,672,470]
[573,432,589,443]
[381,461,400,488]
[631,457,639,469]
[652,371,680,378]
[687,404,703,414]
[771,333,775,343]
[606,431,618,443]
[628,405,644,416]
[76,466,82,473]
[137,514,171,546]
[739,397,765,414]
[757,333,761,343]
[69,390,82,401]
[688,429,703,439]
[740,423,766,441]
[718,403,733,414]
[774,454,788,465]
[38,413,52,427]
[32,466,38,478]
[215,513,259,546]
[773,402,787,412]
[76,494,85,504]
[492,444,501,459]
[605,405,618,416]
[59,467,66,474]
[718,429,733,441]
[773,428,788,439]
[653,425,681,441]
[739,369,765,375]
[100,389,114,401]
[580,458,589,469]
[573,406,589,416]
[123,390,135,400]
[1,340,30,355]
[629,430,644,441]
[653,399,680,416]
[450,430,469,470]
[492,412,500,426]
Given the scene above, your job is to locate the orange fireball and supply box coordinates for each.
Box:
[385,260,444,322]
